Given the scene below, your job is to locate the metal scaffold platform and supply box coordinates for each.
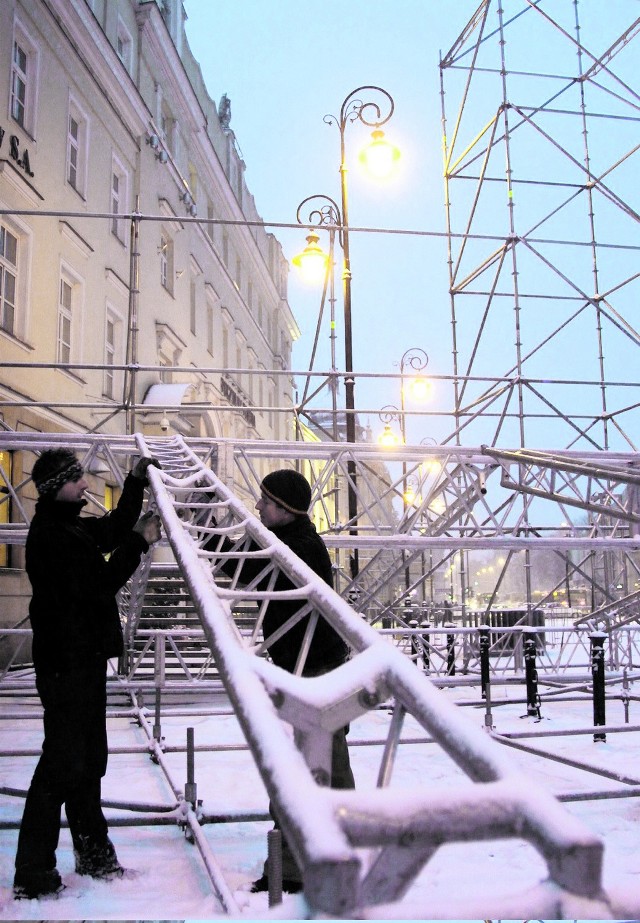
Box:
[1,431,640,918]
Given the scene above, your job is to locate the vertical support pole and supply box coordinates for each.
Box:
[267,829,283,907]
[479,624,490,698]
[445,623,456,676]
[524,630,541,718]
[185,726,197,806]
[125,199,141,435]
[153,689,162,742]
[590,631,607,742]
[483,673,494,730]
[420,619,430,673]
[153,632,165,742]
[622,667,630,724]
[409,619,420,665]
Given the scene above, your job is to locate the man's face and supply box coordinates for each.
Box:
[256,493,294,529]
[55,472,88,502]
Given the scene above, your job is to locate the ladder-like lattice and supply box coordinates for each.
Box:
[132,433,606,916]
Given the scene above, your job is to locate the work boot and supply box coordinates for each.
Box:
[250,873,302,894]
[13,867,64,900]
[74,835,124,880]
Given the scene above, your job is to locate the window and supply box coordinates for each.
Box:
[205,284,218,357]
[57,266,83,367]
[57,278,73,364]
[11,42,27,127]
[222,323,229,368]
[160,102,175,155]
[159,233,174,293]
[116,18,133,72]
[190,278,196,335]
[222,232,229,266]
[207,304,214,356]
[104,306,123,399]
[206,202,215,244]
[110,156,128,241]
[105,315,115,398]
[67,99,89,196]
[0,450,13,568]
[0,226,18,336]
[10,25,39,136]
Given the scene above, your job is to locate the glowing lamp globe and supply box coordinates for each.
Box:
[359,129,401,180]
[292,231,329,284]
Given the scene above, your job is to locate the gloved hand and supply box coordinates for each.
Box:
[133,510,162,544]
[131,456,162,484]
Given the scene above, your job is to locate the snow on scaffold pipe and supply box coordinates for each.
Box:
[136,433,609,917]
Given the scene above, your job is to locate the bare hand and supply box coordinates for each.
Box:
[133,510,161,544]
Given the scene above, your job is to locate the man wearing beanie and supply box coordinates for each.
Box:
[207,468,354,893]
[13,448,161,900]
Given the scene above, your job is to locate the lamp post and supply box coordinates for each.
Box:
[378,349,431,591]
[294,86,398,582]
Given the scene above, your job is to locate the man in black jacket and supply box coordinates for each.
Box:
[208,469,354,893]
[13,448,161,900]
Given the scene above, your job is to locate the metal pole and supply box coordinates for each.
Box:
[338,115,359,581]
[446,623,456,676]
[125,198,141,435]
[185,726,197,806]
[479,624,490,698]
[590,631,607,742]
[267,829,283,906]
[420,620,430,673]
[524,630,541,719]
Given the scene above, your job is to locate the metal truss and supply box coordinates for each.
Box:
[440,0,640,453]
[1,429,632,917]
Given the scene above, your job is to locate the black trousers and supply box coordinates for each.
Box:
[15,660,110,874]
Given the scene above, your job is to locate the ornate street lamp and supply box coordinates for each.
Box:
[399,348,430,432]
[377,404,403,446]
[293,87,398,581]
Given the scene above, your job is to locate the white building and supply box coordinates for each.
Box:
[0,0,299,443]
[0,0,299,633]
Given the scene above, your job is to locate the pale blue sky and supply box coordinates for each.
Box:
[183,0,472,443]
[183,1,640,450]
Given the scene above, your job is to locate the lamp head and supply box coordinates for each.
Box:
[359,129,401,180]
[378,424,401,447]
[292,230,330,284]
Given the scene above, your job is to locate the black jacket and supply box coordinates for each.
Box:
[214,516,348,674]
[26,473,149,673]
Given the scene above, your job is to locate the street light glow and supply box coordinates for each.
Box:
[378,423,401,447]
[406,375,431,402]
[292,230,329,284]
[359,129,401,180]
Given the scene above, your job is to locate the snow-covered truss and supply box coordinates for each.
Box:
[1,430,640,916]
[135,433,609,915]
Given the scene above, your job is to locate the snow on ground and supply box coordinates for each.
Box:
[1,678,640,919]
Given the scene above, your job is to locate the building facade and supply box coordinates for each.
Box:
[0,0,299,444]
[0,0,299,639]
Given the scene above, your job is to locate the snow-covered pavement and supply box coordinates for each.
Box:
[1,677,640,920]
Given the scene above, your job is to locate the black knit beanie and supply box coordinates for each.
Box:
[32,448,84,497]
[260,469,312,516]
